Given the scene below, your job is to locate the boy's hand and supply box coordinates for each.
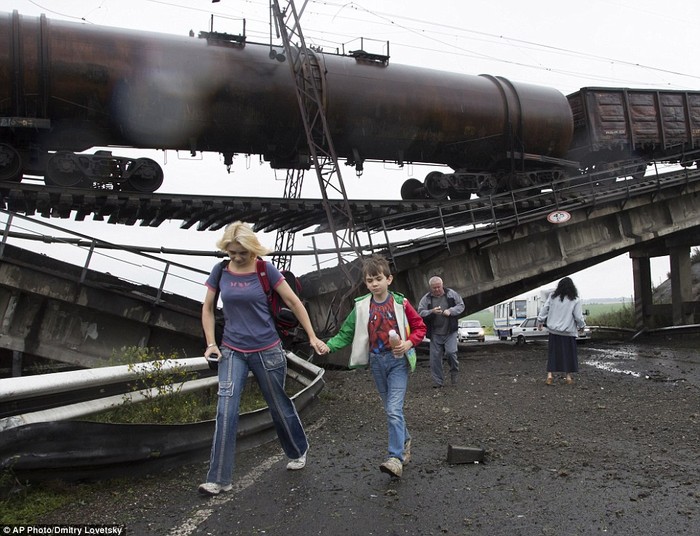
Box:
[393,340,412,356]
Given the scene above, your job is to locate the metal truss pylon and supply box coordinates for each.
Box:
[274,168,304,271]
[270,0,362,285]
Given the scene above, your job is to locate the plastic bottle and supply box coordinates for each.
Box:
[388,329,403,357]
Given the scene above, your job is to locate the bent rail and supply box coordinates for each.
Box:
[0,353,325,482]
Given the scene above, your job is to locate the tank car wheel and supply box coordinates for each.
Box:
[424,171,449,200]
[400,178,426,200]
[0,143,22,182]
[449,190,472,200]
[45,151,86,187]
[631,163,646,181]
[125,158,163,193]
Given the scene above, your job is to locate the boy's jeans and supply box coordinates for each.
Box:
[206,344,308,485]
[369,350,410,461]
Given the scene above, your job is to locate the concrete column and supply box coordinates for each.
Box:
[632,255,653,331]
[669,246,692,326]
[12,350,22,377]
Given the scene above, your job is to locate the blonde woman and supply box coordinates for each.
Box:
[199,221,325,496]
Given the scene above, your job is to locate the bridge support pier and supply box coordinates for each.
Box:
[670,245,693,326]
[631,236,697,330]
[632,255,653,331]
[12,350,22,377]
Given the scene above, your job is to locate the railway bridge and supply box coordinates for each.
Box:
[1,166,699,372]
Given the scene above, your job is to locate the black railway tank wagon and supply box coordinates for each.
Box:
[1,11,699,198]
[0,10,572,196]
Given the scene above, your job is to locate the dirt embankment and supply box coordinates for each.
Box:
[35,336,700,535]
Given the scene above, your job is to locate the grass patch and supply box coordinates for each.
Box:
[0,473,88,524]
[585,302,635,328]
[87,347,278,424]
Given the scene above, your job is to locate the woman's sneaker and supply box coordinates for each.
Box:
[198,482,233,496]
[286,450,307,470]
[379,457,403,478]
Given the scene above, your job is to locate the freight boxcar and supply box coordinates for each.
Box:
[566,87,700,177]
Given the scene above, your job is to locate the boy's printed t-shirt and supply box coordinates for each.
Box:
[368,295,400,354]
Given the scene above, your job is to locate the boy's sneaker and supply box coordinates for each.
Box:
[379,457,403,478]
[402,439,412,465]
[286,450,307,470]
[198,482,233,496]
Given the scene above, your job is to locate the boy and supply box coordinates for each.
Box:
[317,255,426,478]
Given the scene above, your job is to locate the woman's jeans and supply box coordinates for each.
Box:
[369,351,410,462]
[206,344,308,485]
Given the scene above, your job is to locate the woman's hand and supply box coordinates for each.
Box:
[205,344,221,359]
[311,338,329,355]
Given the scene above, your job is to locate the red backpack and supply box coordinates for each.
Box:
[256,258,301,348]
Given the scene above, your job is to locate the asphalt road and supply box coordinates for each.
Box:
[35,334,700,535]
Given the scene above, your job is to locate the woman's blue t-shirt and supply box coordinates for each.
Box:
[205,260,284,352]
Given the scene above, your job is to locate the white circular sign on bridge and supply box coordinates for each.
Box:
[547,210,571,224]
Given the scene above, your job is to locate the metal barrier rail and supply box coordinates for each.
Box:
[0,353,325,482]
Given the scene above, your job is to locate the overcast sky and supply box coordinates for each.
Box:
[5,0,699,300]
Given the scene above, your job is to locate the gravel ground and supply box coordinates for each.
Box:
[35,335,699,535]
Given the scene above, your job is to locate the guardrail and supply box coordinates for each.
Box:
[0,352,325,482]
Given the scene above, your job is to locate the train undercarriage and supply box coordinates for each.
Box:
[398,152,700,200]
[0,142,164,193]
[400,167,571,200]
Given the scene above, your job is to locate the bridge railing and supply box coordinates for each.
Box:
[0,208,211,302]
[371,161,700,263]
[2,159,698,296]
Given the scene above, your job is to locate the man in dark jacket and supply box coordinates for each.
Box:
[417,276,465,387]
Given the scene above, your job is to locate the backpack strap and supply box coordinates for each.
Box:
[255,257,274,309]
[213,259,228,301]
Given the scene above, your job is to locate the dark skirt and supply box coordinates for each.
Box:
[546,333,579,373]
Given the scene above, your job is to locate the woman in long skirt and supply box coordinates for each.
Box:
[536,277,587,385]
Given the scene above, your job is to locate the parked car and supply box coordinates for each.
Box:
[511,317,591,345]
[458,319,486,343]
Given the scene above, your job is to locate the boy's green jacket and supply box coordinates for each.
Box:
[325,291,426,371]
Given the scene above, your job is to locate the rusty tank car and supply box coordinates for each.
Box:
[0,10,574,197]
[2,11,700,198]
